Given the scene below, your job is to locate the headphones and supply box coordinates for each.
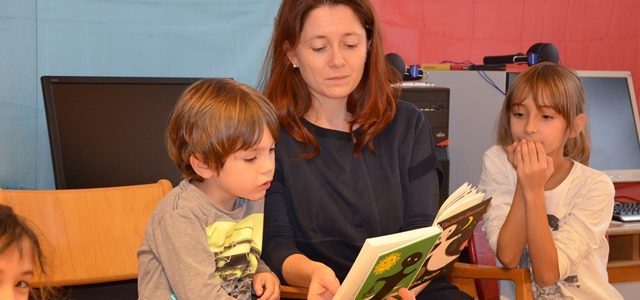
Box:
[385,53,424,81]
[483,42,560,66]
[404,64,423,81]
[525,43,560,66]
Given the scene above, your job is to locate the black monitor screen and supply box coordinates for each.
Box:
[41,76,202,189]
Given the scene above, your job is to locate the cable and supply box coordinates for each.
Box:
[437,60,506,96]
[439,59,474,66]
[477,70,506,95]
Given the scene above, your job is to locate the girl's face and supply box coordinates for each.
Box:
[510,96,569,160]
[287,4,368,104]
[0,241,33,300]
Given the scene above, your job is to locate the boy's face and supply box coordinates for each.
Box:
[0,240,33,300]
[212,126,276,204]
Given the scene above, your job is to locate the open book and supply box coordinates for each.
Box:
[333,182,492,300]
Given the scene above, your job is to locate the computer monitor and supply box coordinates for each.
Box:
[41,76,202,189]
[507,70,640,183]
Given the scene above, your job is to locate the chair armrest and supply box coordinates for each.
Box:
[451,262,530,282]
[451,262,532,300]
[280,284,308,299]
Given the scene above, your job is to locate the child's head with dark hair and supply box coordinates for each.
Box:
[0,204,53,300]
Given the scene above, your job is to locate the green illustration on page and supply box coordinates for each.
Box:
[356,233,440,300]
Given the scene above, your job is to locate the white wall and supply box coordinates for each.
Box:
[427,70,505,192]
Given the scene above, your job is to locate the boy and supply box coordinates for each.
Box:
[137,79,280,300]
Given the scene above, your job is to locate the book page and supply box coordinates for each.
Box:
[334,226,441,300]
[434,182,484,225]
[434,182,472,221]
[409,198,491,289]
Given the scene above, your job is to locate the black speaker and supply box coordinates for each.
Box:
[399,86,450,206]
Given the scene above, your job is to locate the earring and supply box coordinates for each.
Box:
[292,63,298,69]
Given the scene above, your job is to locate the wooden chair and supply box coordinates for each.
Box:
[280,285,308,299]
[450,262,532,300]
[0,179,172,287]
[458,220,533,300]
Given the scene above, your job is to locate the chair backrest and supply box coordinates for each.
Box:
[0,179,172,287]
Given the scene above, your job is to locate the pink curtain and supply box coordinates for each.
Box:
[371,0,640,101]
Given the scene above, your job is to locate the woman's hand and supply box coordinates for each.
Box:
[307,264,340,300]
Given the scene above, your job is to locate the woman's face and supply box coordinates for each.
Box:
[287,4,368,104]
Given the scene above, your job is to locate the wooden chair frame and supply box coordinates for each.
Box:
[0,179,172,287]
[451,262,532,300]
[0,179,533,299]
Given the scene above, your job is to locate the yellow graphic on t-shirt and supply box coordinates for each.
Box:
[205,213,263,297]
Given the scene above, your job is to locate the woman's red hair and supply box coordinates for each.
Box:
[259,0,400,158]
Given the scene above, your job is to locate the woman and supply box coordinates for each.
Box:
[260,1,471,299]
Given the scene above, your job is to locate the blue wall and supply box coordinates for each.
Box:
[0,0,280,189]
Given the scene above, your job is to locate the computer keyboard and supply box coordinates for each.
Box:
[613,202,640,222]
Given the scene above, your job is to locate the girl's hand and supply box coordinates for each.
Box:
[253,272,281,300]
[505,141,518,169]
[307,264,340,300]
[514,140,553,193]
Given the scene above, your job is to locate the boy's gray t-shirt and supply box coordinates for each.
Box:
[138,179,271,300]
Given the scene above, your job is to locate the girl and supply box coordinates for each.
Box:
[479,62,622,299]
[0,204,54,300]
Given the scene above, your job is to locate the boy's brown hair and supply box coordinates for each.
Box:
[167,79,279,181]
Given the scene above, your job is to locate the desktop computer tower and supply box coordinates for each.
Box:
[399,86,450,206]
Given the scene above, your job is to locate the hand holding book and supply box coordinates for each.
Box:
[333,183,492,300]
